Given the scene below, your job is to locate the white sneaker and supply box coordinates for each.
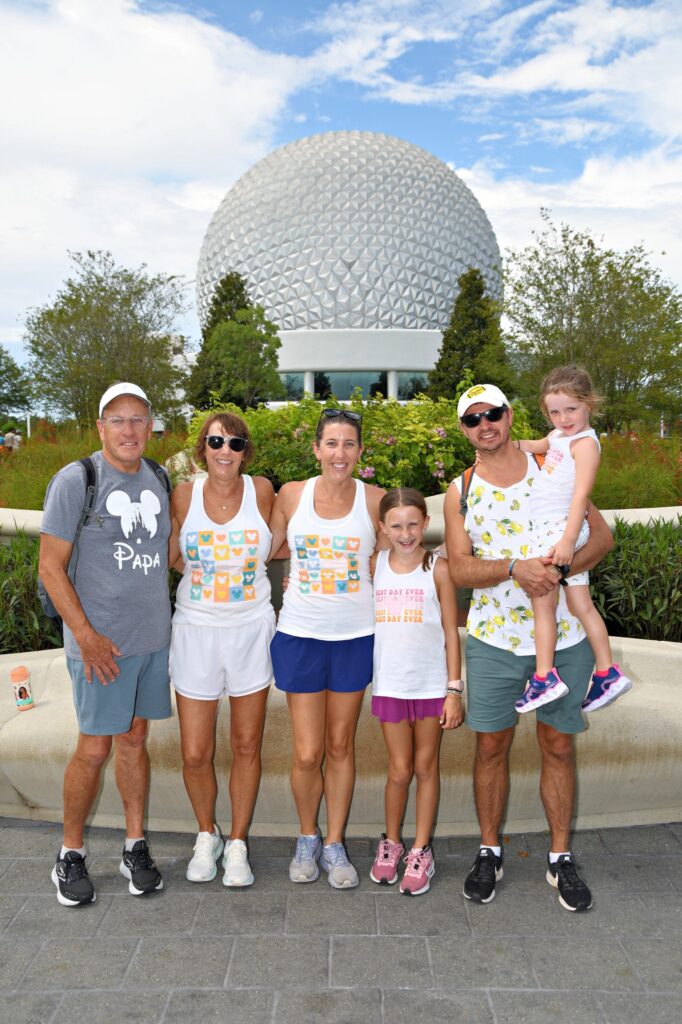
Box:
[186,828,224,882]
[222,838,255,887]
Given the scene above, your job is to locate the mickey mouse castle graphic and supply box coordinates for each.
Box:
[107,489,164,573]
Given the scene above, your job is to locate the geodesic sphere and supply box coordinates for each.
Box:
[196,131,501,331]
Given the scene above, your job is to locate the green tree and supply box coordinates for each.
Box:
[0,345,31,419]
[428,268,513,400]
[504,211,682,432]
[188,271,253,408]
[202,306,286,409]
[202,271,251,342]
[24,251,187,424]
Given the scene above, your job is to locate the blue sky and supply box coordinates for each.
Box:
[1,0,680,364]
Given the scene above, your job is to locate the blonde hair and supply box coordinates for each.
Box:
[540,365,600,420]
[379,488,432,571]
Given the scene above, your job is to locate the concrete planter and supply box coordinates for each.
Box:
[1,634,680,836]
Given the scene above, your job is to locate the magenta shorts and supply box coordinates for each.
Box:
[371,695,445,724]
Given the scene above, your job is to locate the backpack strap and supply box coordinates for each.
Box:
[68,456,99,586]
[142,456,171,496]
[458,465,476,517]
[458,451,545,517]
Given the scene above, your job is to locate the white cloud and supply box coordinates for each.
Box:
[1,0,680,358]
[459,145,682,286]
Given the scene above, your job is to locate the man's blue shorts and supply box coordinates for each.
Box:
[67,646,171,736]
[271,631,374,694]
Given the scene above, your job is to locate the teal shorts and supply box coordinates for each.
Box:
[67,646,171,736]
[465,636,593,735]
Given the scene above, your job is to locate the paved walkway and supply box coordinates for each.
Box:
[1,818,680,1024]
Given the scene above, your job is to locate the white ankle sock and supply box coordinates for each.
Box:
[481,844,501,858]
[125,836,144,852]
[60,845,85,859]
[549,850,570,863]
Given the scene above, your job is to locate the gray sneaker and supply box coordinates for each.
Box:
[320,842,359,889]
[289,833,322,883]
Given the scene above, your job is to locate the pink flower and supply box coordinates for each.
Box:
[434,427,447,438]
[359,466,375,479]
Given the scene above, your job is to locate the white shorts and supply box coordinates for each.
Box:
[529,517,590,587]
[170,612,275,700]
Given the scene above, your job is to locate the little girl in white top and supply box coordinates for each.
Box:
[515,366,631,715]
[369,488,463,896]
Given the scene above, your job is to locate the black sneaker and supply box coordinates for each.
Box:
[119,840,164,896]
[546,853,592,912]
[463,847,503,903]
[51,851,96,907]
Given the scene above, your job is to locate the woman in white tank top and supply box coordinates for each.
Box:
[268,409,386,889]
[169,412,276,889]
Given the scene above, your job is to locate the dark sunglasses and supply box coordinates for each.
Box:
[206,434,247,452]
[460,405,508,429]
[319,408,362,425]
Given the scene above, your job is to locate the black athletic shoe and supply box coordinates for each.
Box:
[119,840,164,896]
[463,847,504,904]
[546,853,592,912]
[51,851,96,907]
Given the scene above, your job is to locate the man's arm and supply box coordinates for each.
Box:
[443,482,559,598]
[39,534,121,684]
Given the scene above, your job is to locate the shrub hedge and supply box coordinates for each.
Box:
[2,518,680,653]
[187,392,534,495]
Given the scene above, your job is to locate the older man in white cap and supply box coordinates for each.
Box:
[444,383,614,913]
[39,382,172,907]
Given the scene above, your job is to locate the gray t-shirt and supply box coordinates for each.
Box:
[41,451,172,660]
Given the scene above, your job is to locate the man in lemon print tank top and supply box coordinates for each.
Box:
[444,384,614,914]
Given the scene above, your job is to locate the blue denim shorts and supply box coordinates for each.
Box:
[67,646,171,736]
[271,631,374,694]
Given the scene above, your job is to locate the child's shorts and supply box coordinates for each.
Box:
[170,613,275,700]
[371,695,445,724]
[271,631,373,694]
[528,517,590,586]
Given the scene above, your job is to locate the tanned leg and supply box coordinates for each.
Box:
[412,717,443,849]
[228,687,269,840]
[287,691,327,835]
[63,733,113,849]
[531,591,560,676]
[473,728,515,846]
[536,721,575,851]
[380,720,414,843]
[113,716,150,840]
[176,693,220,834]
[323,690,365,845]
[566,586,612,673]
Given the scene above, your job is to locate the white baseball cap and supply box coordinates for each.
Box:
[99,383,151,417]
[457,384,510,418]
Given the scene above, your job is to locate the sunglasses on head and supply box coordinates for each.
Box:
[319,408,362,425]
[460,405,508,429]
[206,434,247,452]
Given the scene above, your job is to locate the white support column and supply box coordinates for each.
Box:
[387,370,398,400]
[303,370,315,396]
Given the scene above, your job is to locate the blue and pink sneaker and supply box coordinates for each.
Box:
[515,669,568,714]
[581,664,632,712]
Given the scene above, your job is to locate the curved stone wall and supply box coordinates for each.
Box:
[1,636,680,835]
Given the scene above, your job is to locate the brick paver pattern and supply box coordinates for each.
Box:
[1,819,681,1023]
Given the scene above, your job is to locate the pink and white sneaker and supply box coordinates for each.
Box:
[399,845,435,896]
[582,664,632,712]
[370,834,404,885]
